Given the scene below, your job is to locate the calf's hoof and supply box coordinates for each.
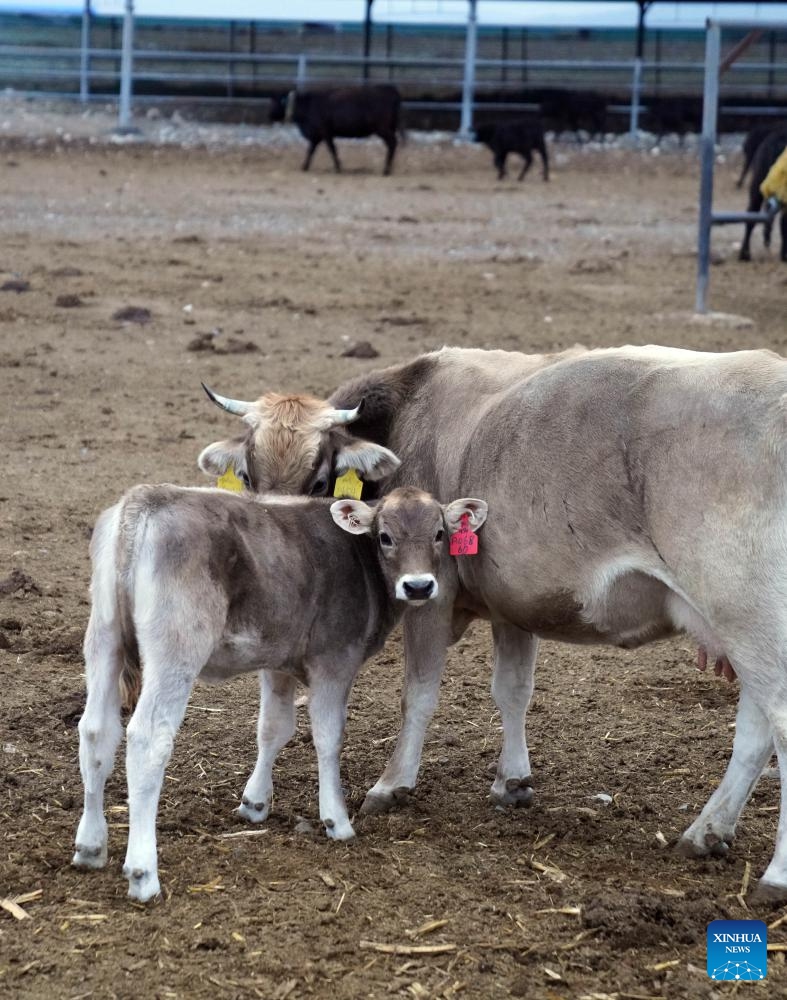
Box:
[676,830,732,859]
[360,785,413,815]
[72,842,108,870]
[323,817,356,842]
[236,796,270,824]
[491,776,534,808]
[749,879,787,906]
[738,249,751,262]
[123,864,161,903]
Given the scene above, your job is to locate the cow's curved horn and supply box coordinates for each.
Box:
[284,90,296,123]
[201,382,253,417]
[326,399,364,426]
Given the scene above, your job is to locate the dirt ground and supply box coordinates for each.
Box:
[2,109,787,1000]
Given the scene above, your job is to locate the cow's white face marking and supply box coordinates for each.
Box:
[395,573,439,604]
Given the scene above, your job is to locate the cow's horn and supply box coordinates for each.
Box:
[201,383,253,416]
[284,90,296,123]
[327,400,364,426]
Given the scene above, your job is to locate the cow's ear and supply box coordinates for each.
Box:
[330,499,375,535]
[443,498,488,533]
[335,439,401,482]
[198,438,246,478]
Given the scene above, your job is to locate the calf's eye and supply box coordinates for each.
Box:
[379,531,393,548]
[435,529,444,543]
[239,470,251,488]
[310,478,328,496]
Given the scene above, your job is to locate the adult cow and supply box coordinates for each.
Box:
[270,85,402,175]
[200,345,787,901]
[737,122,787,189]
[739,129,787,263]
[472,119,549,182]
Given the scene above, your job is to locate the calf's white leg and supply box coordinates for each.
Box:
[489,622,537,806]
[678,685,772,859]
[123,669,194,902]
[72,615,124,870]
[238,670,297,823]
[361,609,452,814]
[308,668,355,841]
[754,704,787,901]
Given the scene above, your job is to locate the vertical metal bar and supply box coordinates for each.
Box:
[696,20,721,315]
[228,20,235,99]
[363,0,372,82]
[501,27,508,84]
[80,0,91,104]
[459,0,477,138]
[655,29,662,92]
[521,27,527,83]
[250,21,257,91]
[769,30,776,98]
[386,23,392,81]
[296,53,307,91]
[117,0,134,131]
[629,58,643,134]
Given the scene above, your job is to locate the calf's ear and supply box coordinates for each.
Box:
[335,440,401,482]
[331,499,376,535]
[198,438,246,478]
[443,498,488,534]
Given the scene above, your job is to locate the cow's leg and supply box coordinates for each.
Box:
[381,132,397,175]
[237,670,297,823]
[123,666,194,902]
[325,137,342,173]
[72,612,124,871]
[677,685,771,859]
[539,146,549,182]
[302,140,320,171]
[308,667,356,841]
[495,151,507,180]
[517,151,533,182]
[755,704,787,900]
[489,622,537,806]
[739,191,762,261]
[361,609,452,814]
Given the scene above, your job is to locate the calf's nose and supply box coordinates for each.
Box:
[402,579,435,601]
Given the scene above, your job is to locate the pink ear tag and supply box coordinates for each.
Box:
[450,513,478,556]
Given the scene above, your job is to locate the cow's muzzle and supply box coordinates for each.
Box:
[396,574,438,603]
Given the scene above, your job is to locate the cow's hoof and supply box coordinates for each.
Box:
[236,796,270,824]
[491,776,534,808]
[749,879,787,906]
[123,865,160,903]
[360,785,413,815]
[323,818,356,842]
[72,842,108,870]
[739,250,752,262]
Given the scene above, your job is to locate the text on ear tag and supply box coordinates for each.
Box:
[334,469,363,500]
[217,468,244,492]
[450,512,478,556]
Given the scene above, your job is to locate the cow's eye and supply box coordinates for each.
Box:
[310,478,328,496]
[238,470,251,488]
[379,531,393,548]
[435,529,444,543]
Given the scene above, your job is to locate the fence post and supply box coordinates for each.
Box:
[296,53,307,90]
[80,0,91,104]
[459,0,477,138]
[117,0,135,131]
[696,20,721,315]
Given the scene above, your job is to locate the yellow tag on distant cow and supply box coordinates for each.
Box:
[217,468,244,492]
[333,468,363,500]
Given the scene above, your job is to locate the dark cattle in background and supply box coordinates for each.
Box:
[270,85,402,175]
[737,122,787,189]
[536,88,607,142]
[739,129,787,262]
[472,119,549,182]
[642,96,701,145]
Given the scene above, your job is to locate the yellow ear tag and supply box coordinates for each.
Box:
[333,468,363,500]
[217,468,244,492]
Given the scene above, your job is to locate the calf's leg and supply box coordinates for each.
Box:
[302,139,320,171]
[72,612,124,870]
[308,667,356,840]
[123,667,195,902]
[517,151,533,182]
[380,131,397,175]
[238,670,297,823]
[361,608,452,814]
[489,623,538,806]
[325,137,342,173]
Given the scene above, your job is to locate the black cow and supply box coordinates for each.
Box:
[739,129,787,262]
[270,85,402,176]
[472,119,549,182]
[737,122,787,189]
